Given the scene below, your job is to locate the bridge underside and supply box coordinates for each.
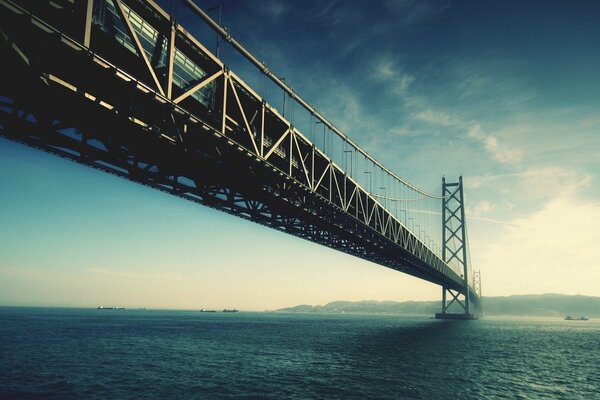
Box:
[0,0,479,302]
[0,61,455,290]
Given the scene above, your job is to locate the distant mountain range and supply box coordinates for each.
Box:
[276,294,600,317]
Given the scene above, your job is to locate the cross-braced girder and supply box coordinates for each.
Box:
[0,0,479,299]
[439,177,480,317]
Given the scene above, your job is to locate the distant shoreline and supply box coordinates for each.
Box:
[1,293,598,317]
[276,294,600,318]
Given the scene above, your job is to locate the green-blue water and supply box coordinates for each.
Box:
[1,307,598,399]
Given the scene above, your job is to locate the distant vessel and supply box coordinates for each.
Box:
[565,316,588,321]
[223,309,238,313]
[97,306,125,310]
[200,309,216,313]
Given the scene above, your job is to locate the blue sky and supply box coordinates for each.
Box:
[1,0,599,309]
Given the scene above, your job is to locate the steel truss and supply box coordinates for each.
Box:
[473,269,482,314]
[0,0,477,297]
[438,177,481,318]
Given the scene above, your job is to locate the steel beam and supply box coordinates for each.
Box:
[83,0,93,47]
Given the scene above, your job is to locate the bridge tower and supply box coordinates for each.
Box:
[436,176,478,319]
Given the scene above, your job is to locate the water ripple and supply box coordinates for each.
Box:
[1,309,599,399]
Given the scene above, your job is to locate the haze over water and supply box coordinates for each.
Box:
[1,308,598,399]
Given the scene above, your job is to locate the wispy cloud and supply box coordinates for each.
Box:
[371,56,415,95]
[413,109,458,127]
[463,166,595,240]
[470,200,495,217]
[261,1,288,21]
[382,0,451,28]
[313,0,449,30]
[436,58,537,112]
[468,167,590,194]
[467,215,518,226]
[317,80,364,132]
[409,106,524,165]
[467,123,523,164]
[315,1,365,26]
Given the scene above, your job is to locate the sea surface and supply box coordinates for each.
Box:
[1,308,598,399]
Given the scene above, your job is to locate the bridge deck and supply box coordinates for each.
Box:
[0,0,480,306]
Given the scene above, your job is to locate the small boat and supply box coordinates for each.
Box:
[223,309,238,313]
[200,309,216,313]
[565,316,588,321]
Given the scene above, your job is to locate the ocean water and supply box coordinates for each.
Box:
[0,308,598,399]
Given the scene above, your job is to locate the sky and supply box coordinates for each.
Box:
[1,0,599,310]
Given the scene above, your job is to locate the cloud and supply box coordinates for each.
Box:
[467,215,518,226]
[371,57,415,95]
[382,0,451,27]
[374,59,396,80]
[518,167,591,192]
[435,58,537,112]
[318,80,364,132]
[478,192,600,296]
[263,1,287,20]
[465,200,522,226]
[395,75,416,94]
[315,1,365,26]
[406,106,524,165]
[467,123,523,164]
[413,109,457,126]
[470,200,495,217]
[313,0,449,30]
[468,166,589,194]
[465,166,593,226]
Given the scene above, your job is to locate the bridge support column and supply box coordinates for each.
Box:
[436,176,478,320]
[441,286,447,313]
[436,286,476,319]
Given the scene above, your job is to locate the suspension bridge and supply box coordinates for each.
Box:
[0,0,482,318]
